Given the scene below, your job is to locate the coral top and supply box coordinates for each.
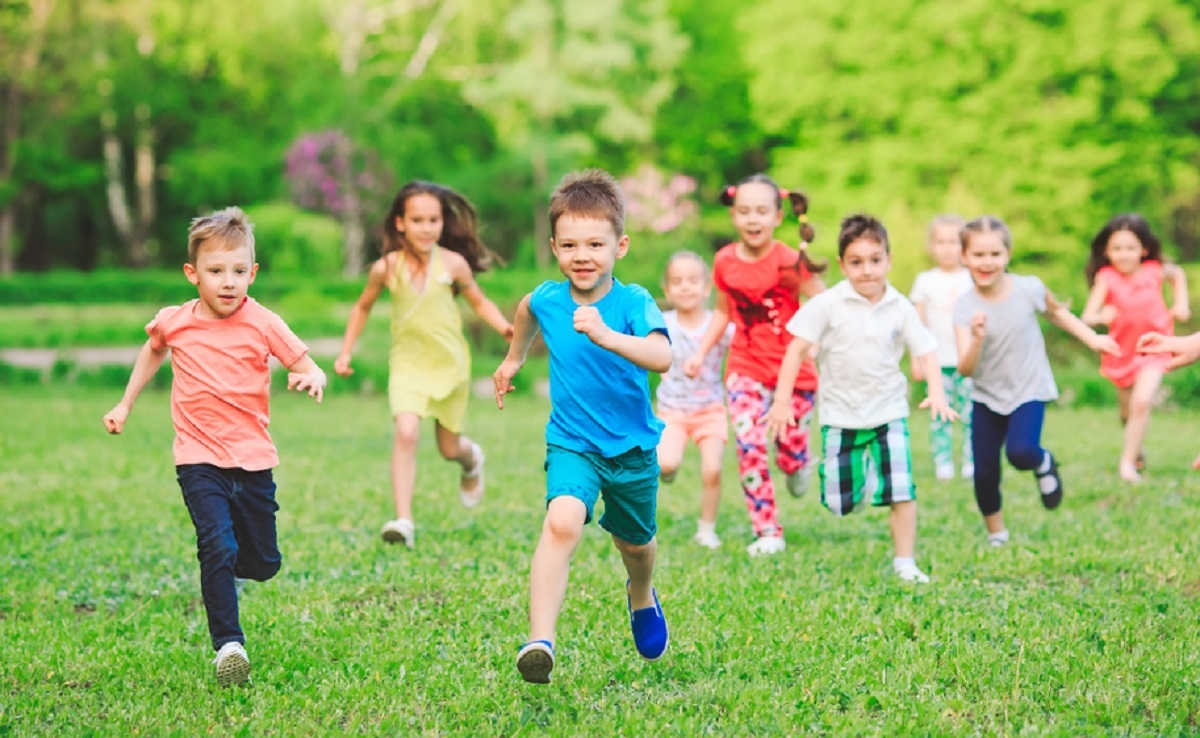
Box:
[1096,261,1173,388]
[713,241,818,390]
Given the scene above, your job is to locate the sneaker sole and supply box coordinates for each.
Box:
[381,529,412,546]
[516,648,553,684]
[216,652,250,687]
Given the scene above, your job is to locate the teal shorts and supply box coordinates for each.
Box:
[544,444,659,545]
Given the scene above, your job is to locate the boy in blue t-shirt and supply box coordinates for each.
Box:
[493,169,673,684]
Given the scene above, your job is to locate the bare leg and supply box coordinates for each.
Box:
[613,535,657,610]
[656,423,686,484]
[983,511,1005,535]
[1119,368,1162,482]
[434,422,480,493]
[391,413,421,520]
[889,500,917,558]
[528,497,587,644]
[697,437,725,525]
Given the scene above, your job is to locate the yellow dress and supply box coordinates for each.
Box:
[387,246,471,431]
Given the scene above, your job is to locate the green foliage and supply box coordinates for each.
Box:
[243,202,344,275]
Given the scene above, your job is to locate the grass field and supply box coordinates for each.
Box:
[3,387,1200,736]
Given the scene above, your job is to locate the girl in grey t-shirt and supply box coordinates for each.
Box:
[953,216,1118,547]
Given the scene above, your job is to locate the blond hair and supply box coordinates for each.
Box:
[187,206,256,264]
[549,169,625,238]
[961,215,1012,252]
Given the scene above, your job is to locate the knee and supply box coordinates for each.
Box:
[700,464,721,487]
[543,507,583,545]
[658,460,679,479]
[393,424,420,449]
[239,556,281,582]
[1006,444,1042,471]
[1129,394,1153,416]
[612,537,654,561]
[198,530,238,567]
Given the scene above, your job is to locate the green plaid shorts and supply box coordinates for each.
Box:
[818,419,915,516]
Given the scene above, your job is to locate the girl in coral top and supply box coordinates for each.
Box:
[1081,213,1190,483]
[684,174,825,556]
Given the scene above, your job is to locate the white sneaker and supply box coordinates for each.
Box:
[785,466,811,497]
[894,562,930,583]
[747,535,786,557]
[214,642,250,687]
[381,518,415,547]
[692,530,721,549]
[935,463,955,481]
[459,443,485,508]
[961,463,974,479]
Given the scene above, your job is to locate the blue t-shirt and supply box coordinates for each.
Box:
[529,278,668,457]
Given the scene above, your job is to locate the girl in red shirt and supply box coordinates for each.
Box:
[1081,213,1190,483]
[685,174,826,556]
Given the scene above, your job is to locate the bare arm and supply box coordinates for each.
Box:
[801,273,826,300]
[763,336,812,441]
[1137,331,1200,370]
[683,296,732,377]
[334,258,388,377]
[574,305,672,373]
[1044,290,1120,355]
[449,252,514,339]
[1080,279,1113,326]
[911,302,928,381]
[1165,263,1191,321]
[103,339,170,434]
[915,351,956,421]
[492,294,541,409]
[956,321,985,378]
[285,354,327,403]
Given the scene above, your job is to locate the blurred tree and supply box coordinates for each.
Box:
[465,0,687,266]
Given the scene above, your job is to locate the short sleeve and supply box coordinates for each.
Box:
[528,280,556,323]
[624,285,668,339]
[952,292,973,327]
[145,305,181,351]
[909,272,929,305]
[784,291,830,344]
[1020,275,1048,313]
[262,309,308,367]
[901,300,938,357]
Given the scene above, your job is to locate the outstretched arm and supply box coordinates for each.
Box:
[915,352,957,422]
[1137,331,1200,371]
[1165,263,1191,322]
[286,354,327,403]
[335,257,388,377]
[764,335,812,442]
[1045,290,1120,355]
[1080,279,1115,327]
[493,294,540,409]
[103,339,169,434]
[573,306,671,373]
[449,253,514,340]
[684,295,731,377]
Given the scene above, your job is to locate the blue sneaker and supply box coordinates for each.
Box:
[516,640,554,684]
[627,585,669,661]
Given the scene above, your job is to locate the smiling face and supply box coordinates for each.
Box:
[1104,228,1147,276]
[929,223,963,271]
[962,231,1011,292]
[551,214,629,303]
[729,182,784,252]
[838,237,891,303]
[396,193,444,256]
[663,256,709,314]
[184,241,258,319]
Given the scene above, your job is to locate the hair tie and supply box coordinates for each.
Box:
[798,214,808,223]
[725,185,736,197]
[779,188,790,198]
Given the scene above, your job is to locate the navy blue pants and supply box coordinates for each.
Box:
[970,401,1047,516]
[177,464,281,651]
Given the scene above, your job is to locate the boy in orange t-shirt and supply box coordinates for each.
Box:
[103,207,326,687]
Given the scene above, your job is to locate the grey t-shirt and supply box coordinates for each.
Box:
[953,274,1058,415]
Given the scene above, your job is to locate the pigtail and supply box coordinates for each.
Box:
[783,188,827,274]
[718,184,737,207]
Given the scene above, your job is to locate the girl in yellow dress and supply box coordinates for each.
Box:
[336,181,513,547]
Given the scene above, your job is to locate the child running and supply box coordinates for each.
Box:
[1137,331,1200,469]
[102,207,327,687]
[909,215,976,481]
[656,251,735,549]
[954,215,1119,546]
[493,169,671,684]
[766,214,954,584]
[335,181,513,548]
[1080,214,1190,483]
[684,174,826,557]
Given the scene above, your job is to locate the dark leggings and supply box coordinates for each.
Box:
[970,401,1047,516]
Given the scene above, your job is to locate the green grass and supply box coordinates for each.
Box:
[3,389,1200,735]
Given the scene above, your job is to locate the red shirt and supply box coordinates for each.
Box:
[1096,261,1173,388]
[714,241,818,390]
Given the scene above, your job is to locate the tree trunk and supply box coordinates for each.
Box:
[531,145,550,267]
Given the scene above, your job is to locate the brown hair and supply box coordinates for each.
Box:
[961,215,1012,252]
[837,214,889,257]
[549,169,625,238]
[187,206,255,264]
[719,173,826,274]
[382,180,497,274]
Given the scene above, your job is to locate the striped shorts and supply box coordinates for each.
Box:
[818,419,915,516]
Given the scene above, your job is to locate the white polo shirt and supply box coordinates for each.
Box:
[786,280,937,429]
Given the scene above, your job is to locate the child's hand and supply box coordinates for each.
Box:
[573,306,612,345]
[289,369,327,403]
[103,404,129,435]
[762,400,794,443]
[682,354,703,378]
[1137,331,1200,370]
[493,358,523,410]
[919,394,958,423]
[1172,304,1192,322]
[333,354,354,377]
[1087,333,1121,357]
[502,323,515,342]
[970,312,988,339]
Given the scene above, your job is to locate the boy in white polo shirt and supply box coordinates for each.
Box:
[765,214,956,583]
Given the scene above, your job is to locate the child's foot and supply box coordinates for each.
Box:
[1035,452,1063,509]
[893,559,930,583]
[785,466,812,497]
[1135,451,1147,472]
[214,642,250,687]
[381,518,415,547]
[459,443,485,508]
[961,462,975,479]
[746,534,786,557]
[1118,463,1141,484]
[692,529,721,549]
[627,585,669,661]
[516,640,555,684]
[935,463,955,481]
[987,529,1010,547]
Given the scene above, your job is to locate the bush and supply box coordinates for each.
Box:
[243,202,344,275]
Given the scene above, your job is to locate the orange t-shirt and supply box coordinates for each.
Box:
[147,297,308,470]
[713,241,818,390]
